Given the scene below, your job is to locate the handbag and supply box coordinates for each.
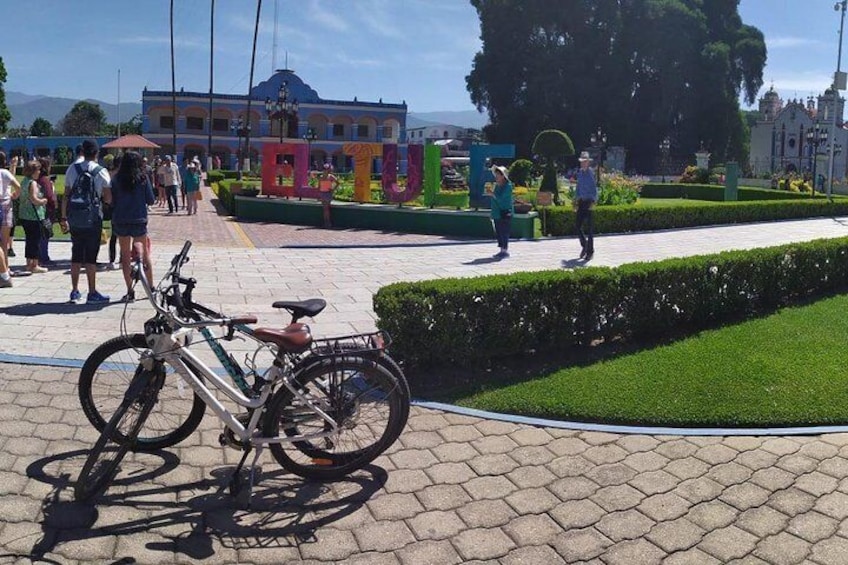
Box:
[41,218,53,239]
[194,190,203,201]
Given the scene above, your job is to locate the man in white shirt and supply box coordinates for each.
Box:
[0,152,21,287]
[60,140,112,303]
[157,155,182,214]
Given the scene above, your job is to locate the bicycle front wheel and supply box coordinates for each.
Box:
[264,356,410,480]
[74,369,162,502]
[78,334,206,451]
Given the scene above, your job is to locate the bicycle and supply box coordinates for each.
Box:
[74,240,410,502]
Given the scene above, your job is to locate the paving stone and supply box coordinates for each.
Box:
[464,475,518,500]
[389,449,440,470]
[506,465,557,489]
[353,521,416,553]
[366,492,424,521]
[501,545,566,565]
[798,442,839,461]
[424,462,476,485]
[547,437,590,457]
[509,427,554,446]
[585,462,637,487]
[813,490,848,520]
[762,438,802,456]
[346,551,401,565]
[735,449,780,471]
[675,476,725,504]
[298,528,359,561]
[473,419,520,436]
[456,499,518,529]
[662,547,721,565]
[590,484,645,513]
[646,517,704,552]
[54,529,117,562]
[686,500,740,530]
[719,482,771,511]
[655,439,698,460]
[705,462,753,486]
[638,492,692,521]
[750,466,796,491]
[623,451,669,473]
[698,525,759,562]
[431,442,479,463]
[552,527,612,562]
[437,425,483,443]
[722,437,764,452]
[810,537,848,565]
[453,528,516,561]
[467,453,520,476]
[787,511,838,543]
[416,484,472,511]
[408,413,451,432]
[818,457,848,479]
[382,469,432,494]
[793,471,839,497]
[547,455,593,478]
[601,538,665,565]
[396,540,462,565]
[509,445,556,466]
[549,499,606,530]
[628,469,680,496]
[777,455,819,476]
[399,430,444,449]
[595,509,655,542]
[407,510,466,541]
[769,488,818,516]
[735,505,789,537]
[695,444,739,465]
[504,513,561,546]
[548,476,599,501]
[822,433,848,446]
[471,435,520,455]
[579,431,620,446]
[665,457,711,481]
[616,435,660,453]
[582,444,628,465]
[505,486,561,515]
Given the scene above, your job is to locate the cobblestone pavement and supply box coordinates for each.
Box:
[4,363,848,564]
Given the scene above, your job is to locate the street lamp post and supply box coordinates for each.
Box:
[658,136,671,183]
[807,125,829,194]
[590,127,607,181]
[303,129,318,170]
[265,81,299,144]
[231,117,251,179]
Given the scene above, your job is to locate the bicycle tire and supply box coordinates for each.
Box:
[263,356,410,480]
[74,369,162,502]
[78,334,206,451]
[293,351,410,403]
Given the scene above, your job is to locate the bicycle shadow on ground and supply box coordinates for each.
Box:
[0,301,113,316]
[26,449,387,562]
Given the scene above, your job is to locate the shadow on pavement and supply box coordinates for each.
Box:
[561,258,587,269]
[0,301,114,316]
[25,449,387,562]
[462,256,505,265]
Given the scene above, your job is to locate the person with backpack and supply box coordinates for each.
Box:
[59,139,111,304]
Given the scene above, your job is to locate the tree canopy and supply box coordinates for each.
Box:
[30,117,53,137]
[0,57,10,134]
[466,0,767,172]
[57,101,107,136]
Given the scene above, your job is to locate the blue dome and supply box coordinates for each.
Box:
[250,69,321,103]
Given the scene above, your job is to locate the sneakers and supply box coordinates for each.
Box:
[121,290,135,303]
[28,266,48,274]
[107,262,118,270]
[69,289,81,302]
[493,250,510,259]
[0,277,12,288]
[86,291,110,304]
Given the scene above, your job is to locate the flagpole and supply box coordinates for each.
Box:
[117,68,121,138]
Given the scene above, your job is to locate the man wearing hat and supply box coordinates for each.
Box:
[574,151,598,260]
[157,155,182,214]
[488,164,514,259]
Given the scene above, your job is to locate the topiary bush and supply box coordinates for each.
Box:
[532,130,575,205]
[509,159,534,187]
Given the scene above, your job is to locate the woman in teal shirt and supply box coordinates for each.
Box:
[18,160,48,273]
[488,165,514,259]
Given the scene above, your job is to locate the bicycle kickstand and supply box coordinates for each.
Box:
[245,445,265,509]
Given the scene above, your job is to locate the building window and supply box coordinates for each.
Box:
[159,116,174,129]
[186,116,204,131]
[357,124,369,138]
[332,124,344,137]
[381,125,393,138]
[443,130,449,138]
[212,118,228,132]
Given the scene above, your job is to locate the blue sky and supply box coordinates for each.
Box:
[2,1,846,115]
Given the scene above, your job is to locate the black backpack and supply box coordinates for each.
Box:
[67,163,103,229]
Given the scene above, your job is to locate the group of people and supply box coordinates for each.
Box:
[0,140,155,304]
[150,154,202,215]
[488,150,598,261]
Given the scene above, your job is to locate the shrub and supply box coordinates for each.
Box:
[679,165,710,184]
[640,183,826,201]
[207,170,225,185]
[374,238,848,374]
[596,173,644,206]
[509,159,534,187]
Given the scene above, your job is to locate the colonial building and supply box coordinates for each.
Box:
[142,68,407,171]
[749,86,848,182]
[406,123,482,158]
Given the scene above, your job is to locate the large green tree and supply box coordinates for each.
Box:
[0,57,11,133]
[57,101,107,136]
[466,0,766,172]
[30,117,53,137]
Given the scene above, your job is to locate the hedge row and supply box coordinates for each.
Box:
[540,199,848,236]
[214,180,236,213]
[640,183,825,201]
[374,237,848,372]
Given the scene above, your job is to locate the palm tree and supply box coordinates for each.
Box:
[170,0,177,157]
[242,0,262,178]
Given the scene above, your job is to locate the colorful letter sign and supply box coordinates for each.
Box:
[469,144,515,208]
[344,143,383,202]
[261,142,308,197]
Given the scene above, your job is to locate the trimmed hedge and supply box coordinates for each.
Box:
[374,237,848,371]
[640,183,824,201]
[207,170,225,185]
[540,199,848,236]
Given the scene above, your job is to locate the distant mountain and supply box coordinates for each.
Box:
[407,110,488,130]
[6,91,142,129]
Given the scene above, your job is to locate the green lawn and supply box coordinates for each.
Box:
[447,293,848,428]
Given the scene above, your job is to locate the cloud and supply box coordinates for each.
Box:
[304,0,349,32]
[116,35,207,50]
[768,36,825,49]
[353,0,404,40]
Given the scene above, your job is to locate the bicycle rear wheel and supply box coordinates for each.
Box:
[263,356,410,480]
[74,369,162,502]
[78,334,206,451]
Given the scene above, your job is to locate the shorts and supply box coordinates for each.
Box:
[70,227,101,265]
[112,222,148,238]
[0,200,11,228]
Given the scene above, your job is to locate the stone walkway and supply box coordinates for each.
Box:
[4,190,848,562]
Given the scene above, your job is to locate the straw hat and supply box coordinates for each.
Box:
[491,164,509,180]
[578,151,592,162]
